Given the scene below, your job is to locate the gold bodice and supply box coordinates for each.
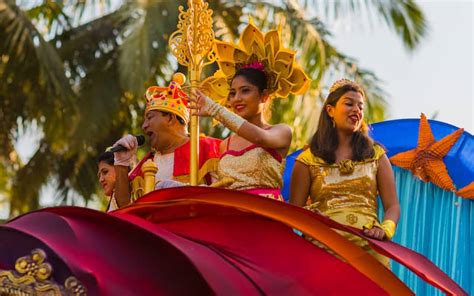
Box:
[297,145,390,267]
[217,145,283,191]
[296,145,386,228]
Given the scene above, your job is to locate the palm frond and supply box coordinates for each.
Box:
[210,1,243,40]
[48,1,183,199]
[10,141,52,215]
[53,1,134,74]
[324,43,388,123]
[0,0,76,160]
[25,1,72,37]
[313,0,427,50]
[219,0,387,148]
[118,1,183,97]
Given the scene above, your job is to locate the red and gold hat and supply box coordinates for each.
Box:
[145,73,190,124]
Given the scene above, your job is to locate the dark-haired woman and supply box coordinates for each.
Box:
[289,79,400,268]
[192,67,292,200]
[97,151,119,212]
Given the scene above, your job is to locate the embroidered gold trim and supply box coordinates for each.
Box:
[0,249,86,295]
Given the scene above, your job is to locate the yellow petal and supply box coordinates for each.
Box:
[276,78,293,98]
[218,61,237,77]
[233,47,249,63]
[201,76,230,102]
[249,41,265,59]
[275,49,296,63]
[265,42,275,67]
[209,78,230,98]
[215,41,236,61]
[264,29,280,53]
[288,66,311,95]
[239,23,265,54]
[274,59,293,78]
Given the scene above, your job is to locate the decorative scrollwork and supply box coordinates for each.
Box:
[0,249,87,295]
[14,248,52,282]
[169,0,216,70]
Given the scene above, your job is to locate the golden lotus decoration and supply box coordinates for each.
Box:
[201,18,311,107]
[169,0,216,185]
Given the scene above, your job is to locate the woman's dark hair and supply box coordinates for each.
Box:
[98,151,114,166]
[309,84,374,163]
[233,67,268,94]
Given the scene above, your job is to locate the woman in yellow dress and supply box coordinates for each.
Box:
[289,79,400,267]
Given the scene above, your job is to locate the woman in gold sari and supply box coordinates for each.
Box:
[290,79,400,267]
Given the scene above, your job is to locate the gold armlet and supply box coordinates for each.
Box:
[208,101,245,133]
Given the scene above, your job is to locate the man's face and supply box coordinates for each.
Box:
[142,110,170,150]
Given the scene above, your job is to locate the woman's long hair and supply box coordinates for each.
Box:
[309,84,374,164]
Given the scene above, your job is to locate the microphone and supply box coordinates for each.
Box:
[109,135,145,153]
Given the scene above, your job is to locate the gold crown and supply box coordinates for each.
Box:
[145,73,190,124]
[200,18,311,107]
[329,78,362,94]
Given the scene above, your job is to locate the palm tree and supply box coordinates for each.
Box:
[0,0,427,216]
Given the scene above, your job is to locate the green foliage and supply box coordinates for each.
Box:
[0,0,428,216]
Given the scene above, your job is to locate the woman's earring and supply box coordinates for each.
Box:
[331,118,336,128]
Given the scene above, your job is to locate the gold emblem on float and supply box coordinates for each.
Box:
[0,249,86,295]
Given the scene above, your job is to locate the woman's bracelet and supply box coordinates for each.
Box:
[204,96,245,133]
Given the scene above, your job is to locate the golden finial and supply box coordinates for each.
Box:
[142,159,158,194]
[168,0,216,71]
[168,0,216,185]
[172,72,186,85]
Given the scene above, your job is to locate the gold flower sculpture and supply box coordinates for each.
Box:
[201,18,311,106]
[390,113,464,191]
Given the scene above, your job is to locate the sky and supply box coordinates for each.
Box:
[329,0,473,133]
[1,0,473,219]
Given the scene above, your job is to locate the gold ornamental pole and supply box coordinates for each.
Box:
[169,0,216,185]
